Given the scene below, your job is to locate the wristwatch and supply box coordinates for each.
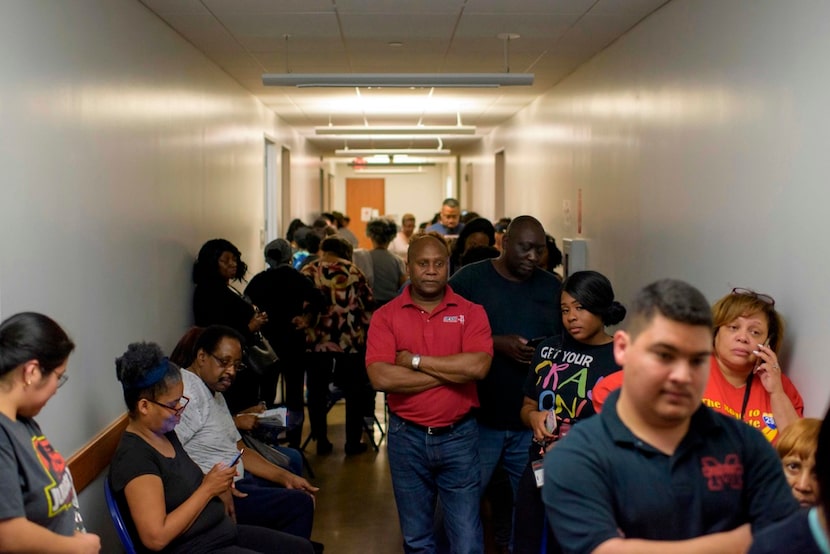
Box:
[411,354,421,370]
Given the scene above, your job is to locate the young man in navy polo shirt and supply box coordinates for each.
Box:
[366,233,493,553]
[543,279,798,554]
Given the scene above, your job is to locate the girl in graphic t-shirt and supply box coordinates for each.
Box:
[514,271,626,554]
[0,312,101,553]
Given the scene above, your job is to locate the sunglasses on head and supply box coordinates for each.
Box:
[731,287,775,307]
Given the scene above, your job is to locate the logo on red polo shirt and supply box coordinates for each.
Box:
[443,315,465,324]
[700,454,743,491]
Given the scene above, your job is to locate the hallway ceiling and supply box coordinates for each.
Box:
[140,0,668,155]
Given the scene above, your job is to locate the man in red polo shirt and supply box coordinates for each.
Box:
[367,232,493,554]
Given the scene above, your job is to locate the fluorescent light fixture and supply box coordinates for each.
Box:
[349,162,436,168]
[334,148,451,156]
[262,73,534,88]
[352,167,429,174]
[316,125,475,136]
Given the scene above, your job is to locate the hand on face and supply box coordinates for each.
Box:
[751,343,785,394]
[713,312,770,373]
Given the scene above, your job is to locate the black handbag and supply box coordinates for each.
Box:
[247,330,279,374]
[226,285,279,374]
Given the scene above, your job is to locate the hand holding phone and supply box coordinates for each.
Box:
[526,336,547,349]
[229,449,244,467]
[753,338,771,373]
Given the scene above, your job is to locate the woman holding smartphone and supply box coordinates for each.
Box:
[515,271,626,554]
[109,341,312,553]
[0,312,100,553]
[702,288,803,442]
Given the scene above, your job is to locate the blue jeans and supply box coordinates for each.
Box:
[478,423,532,495]
[274,445,303,476]
[233,473,314,539]
[387,413,483,554]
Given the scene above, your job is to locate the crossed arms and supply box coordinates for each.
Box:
[367,350,491,394]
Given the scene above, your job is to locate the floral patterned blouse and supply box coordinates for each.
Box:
[300,258,373,353]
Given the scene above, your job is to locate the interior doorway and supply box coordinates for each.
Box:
[264,138,278,244]
[346,178,385,250]
[494,150,505,219]
[462,162,474,211]
[280,146,291,237]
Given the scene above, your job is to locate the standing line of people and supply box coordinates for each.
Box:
[3,201,821,554]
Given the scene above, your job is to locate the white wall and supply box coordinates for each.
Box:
[463,0,830,416]
[0,1,321,546]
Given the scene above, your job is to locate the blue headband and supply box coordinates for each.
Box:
[128,358,171,390]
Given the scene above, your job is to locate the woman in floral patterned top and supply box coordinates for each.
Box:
[301,237,375,455]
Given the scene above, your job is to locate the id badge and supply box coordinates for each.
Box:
[532,459,545,488]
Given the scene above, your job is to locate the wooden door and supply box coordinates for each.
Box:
[346,178,385,250]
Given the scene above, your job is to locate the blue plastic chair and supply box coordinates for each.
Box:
[103,478,137,554]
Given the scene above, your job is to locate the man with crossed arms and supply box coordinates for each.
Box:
[366,233,493,553]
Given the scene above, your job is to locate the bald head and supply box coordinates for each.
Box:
[500,215,546,280]
[408,232,449,264]
[505,215,544,238]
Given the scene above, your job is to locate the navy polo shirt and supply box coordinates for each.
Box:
[543,389,798,554]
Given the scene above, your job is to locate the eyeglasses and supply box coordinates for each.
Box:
[37,364,68,389]
[210,353,247,372]
[147,395,190,416]
[731,287,775,307]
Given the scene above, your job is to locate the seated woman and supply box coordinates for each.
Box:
[0,312,101,553]
[776,417,822,507]
[515,271,626,554]
[749,407,829,554]
[703,288,804,442]
[109,341,312,553]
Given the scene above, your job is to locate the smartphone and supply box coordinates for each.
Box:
[229,449,244,467]
[753,338,771,373]
[526,336,547,349]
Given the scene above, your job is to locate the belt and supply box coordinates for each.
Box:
[398,412,474,436]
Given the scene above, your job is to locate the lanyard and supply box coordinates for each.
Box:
[739,373,753,420]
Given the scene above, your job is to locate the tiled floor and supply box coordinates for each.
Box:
[303,399,403,553]
[302,398,505,553]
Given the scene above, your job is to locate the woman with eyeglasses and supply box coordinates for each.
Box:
[702,288,804,442]
[0,312,101,553]
[110,341,311,553]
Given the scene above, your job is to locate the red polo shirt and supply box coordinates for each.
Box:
[366,285,493,427]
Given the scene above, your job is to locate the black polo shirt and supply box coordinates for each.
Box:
[543,389,798,554]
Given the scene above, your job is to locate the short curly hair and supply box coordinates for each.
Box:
[115,342,181,414]
[366,218,398,246]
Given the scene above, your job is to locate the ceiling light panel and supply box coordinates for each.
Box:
[262,73,534,88]
[315,125,475,135]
